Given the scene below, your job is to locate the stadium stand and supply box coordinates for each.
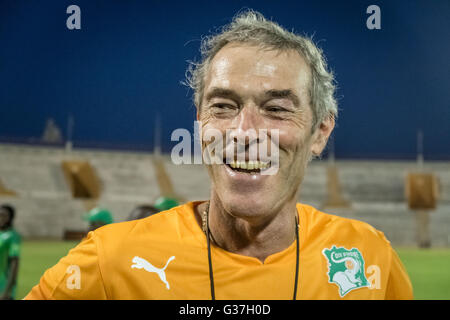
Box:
[0,143,449,246]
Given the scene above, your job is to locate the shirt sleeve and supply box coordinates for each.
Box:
[385,247,414,300]
[24,231,108,300]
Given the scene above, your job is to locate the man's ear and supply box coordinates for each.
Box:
[310,116,335,156]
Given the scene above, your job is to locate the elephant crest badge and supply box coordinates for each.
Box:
[322,246,370,297]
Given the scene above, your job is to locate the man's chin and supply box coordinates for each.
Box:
[210,164,284,218]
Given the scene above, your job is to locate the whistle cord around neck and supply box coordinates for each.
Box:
[203,202,300,300]
[205,206,216,300]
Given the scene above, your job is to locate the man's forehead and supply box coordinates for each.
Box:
[205,43,311,94]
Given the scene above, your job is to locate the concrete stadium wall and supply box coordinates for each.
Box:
[0,144,160,238]
[0,143,449,247]
[300,161,450,247]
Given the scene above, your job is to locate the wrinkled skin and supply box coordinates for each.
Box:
[196,44,335,262]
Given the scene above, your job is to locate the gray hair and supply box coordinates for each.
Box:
[184,9,338,131]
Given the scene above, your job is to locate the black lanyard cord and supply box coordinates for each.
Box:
[205,207,216,300]
[293,214,300,300]
[204,203,300,300]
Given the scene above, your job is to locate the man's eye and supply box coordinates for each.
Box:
[212,103,236,110]
[265,106,286,112]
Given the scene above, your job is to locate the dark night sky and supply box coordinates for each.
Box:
[0,0,449,159]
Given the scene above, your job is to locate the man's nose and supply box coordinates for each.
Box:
[231,105,261,146]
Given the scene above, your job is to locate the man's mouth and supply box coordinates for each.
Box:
[225,160,271,174]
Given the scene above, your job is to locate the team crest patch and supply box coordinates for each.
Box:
[322,246,370,297]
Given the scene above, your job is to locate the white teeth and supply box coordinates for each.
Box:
[228,160,270,171]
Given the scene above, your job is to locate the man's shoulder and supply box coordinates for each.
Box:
[297,203,390,246]
[92,202,198,247]
[1,228,21,241]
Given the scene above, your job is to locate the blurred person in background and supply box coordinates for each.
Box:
[153,197,179,212]
[127,197,179,221]
[0,204,21,300]
[83,207,114,231]
[126,205,159,221]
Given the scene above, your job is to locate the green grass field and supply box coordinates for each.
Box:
[15,241,450,300]
[395,247,450,299]
[17,241,79,299]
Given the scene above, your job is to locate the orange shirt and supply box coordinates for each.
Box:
[25,202,413,300]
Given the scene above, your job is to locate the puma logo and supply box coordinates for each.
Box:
[131,256,175,289]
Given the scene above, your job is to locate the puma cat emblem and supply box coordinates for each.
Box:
[131,256,175,290]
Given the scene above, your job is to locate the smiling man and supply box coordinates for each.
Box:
[26,10,413,300]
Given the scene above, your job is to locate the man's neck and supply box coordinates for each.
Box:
[195,197,298,263]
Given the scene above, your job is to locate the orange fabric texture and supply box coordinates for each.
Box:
[25,202,413,300]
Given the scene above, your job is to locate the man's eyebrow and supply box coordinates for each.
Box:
[204,87,301,107]
[205,87,243,104]
[264,89,301,107]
